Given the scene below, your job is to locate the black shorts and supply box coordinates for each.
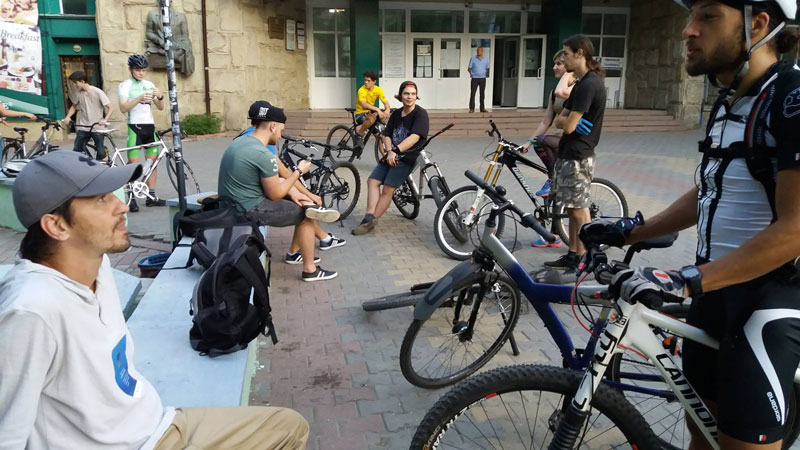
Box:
[683,270,800,444]
[369,160,414,188]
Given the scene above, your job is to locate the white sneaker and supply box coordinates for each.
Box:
[304,206,340,223]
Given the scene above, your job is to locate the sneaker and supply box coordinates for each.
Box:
[469,109,475,113]
[146,196,166,207]
[285,252,321,265]
[304,206,340,223]
[480,109,488,113]
[319,233,346,251]
[352,219,378,235]
[535,179,552,197]
[531,236,563,248]
[302,267,338,282]
[544,252,579,269]
[128,198,139,212]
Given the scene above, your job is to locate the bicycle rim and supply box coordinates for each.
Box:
[319,161,360,220]
[326,125,357,161]
[410,364,658,449]
[434,186,504,261]
[166,155,201,194]
[399,274,521,389]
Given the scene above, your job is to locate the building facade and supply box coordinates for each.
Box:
[13,0,799,135]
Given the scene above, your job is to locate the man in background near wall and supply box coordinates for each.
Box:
[467,46,490,113]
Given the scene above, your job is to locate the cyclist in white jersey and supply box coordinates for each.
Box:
[117,54,166,212]
[582,1,800,448]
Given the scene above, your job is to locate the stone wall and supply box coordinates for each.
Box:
[95,0,308,133]
[625,0,705,126]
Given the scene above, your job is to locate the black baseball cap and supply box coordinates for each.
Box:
[247,101,287,123]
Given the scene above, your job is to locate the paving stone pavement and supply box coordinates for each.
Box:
[10,128,788,449]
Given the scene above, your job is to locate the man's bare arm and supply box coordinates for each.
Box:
[627,187,698,244]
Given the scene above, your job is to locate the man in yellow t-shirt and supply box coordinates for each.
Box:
[353,70,391,152]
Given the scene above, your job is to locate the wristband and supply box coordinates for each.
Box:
[391,146,400,155]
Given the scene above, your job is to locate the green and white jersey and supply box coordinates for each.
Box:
[117,78,156,125]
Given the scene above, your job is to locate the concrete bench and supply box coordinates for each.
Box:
[0,264,142,315]
[127,228,267,408]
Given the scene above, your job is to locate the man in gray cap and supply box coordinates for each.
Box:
[0,152,309,449]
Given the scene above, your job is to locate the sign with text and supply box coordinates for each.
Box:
[0,21,42,95]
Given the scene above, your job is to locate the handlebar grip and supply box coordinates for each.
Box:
[519,214,557,243]
[596,270,614,285]
[464,170,488,190]
[443,123,455,132]
[638,292,664,310]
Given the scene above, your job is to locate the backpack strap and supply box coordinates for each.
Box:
[744,77,780,221]
[230,235,278,344]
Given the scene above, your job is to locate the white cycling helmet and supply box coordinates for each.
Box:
[675,0,796,88]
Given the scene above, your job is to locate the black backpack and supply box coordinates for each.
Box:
[189,230,278,357]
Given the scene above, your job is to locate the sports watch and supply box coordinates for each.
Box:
[679,265,703,297]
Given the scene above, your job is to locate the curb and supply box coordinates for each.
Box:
[182,131,237,142]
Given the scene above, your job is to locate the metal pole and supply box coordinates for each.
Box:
[160,0,187,212]
[201,0,211,115]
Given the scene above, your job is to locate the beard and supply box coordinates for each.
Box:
[686,31,746,77]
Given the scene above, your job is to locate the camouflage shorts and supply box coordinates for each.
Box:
[553,157,594,209]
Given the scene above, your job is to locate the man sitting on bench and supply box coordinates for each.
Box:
[219,101,340,282]
[0,151,309,449]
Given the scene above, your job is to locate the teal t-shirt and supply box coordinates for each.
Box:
[218,135,279,211]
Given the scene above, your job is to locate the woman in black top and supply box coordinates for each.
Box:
[352,81,430,236]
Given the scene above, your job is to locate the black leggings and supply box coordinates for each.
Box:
[535,135,559,177]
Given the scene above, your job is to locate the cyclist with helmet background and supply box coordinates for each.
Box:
[117,54,166,212]
[581,0,800,448]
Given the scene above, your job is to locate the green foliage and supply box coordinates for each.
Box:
[181,113,222,135]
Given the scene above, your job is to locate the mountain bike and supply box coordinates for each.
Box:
[434,120,627,260]
[280,135,361,219]
[326,108,388,163]
[409,171,800,449]
[103,127,201,204]
[388,123,455,221]
[1,117,62,176]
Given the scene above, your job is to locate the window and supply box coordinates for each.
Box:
[62,0,89,14]
[410,10,463,33]
[440,38,460,78]
[382,9,405,32]
[526,12,543,34]
[469,11,520,34]
[581,11,627,78]
[312,8,351,78]
[413,38,433,78]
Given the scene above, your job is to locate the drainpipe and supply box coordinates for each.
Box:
[202,0,210,115]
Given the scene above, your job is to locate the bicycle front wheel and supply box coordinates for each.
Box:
[399,273,521,389]
[434,185,506,261]
[167,156,201,195]
[326,124,358,162]
[551,177,628,245]
[410,364,659,449]
[319,161,360,220]
[392,181,420,219]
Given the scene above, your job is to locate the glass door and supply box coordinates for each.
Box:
[517,35,546,108]
[411,36,468,109]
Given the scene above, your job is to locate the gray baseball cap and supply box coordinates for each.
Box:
[12,151,142,229]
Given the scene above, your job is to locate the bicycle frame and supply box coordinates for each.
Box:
[568,297,800,449]
[108,139,170,185]
[405,150,448,201]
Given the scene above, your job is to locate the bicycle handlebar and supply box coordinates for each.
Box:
[417,123,454,151]
[281,134,336,151]
[463,170,557,244]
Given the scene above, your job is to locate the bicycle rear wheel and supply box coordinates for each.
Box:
[1,141,22,165]
[326,125,359,162]
[318,161,360,220]
[434,185,506,261]
[551,178,628,245]
[410,364,659,449]
[399,273,521,389]
[373,134,385,164]
[392,180,420,219]
[167,156,201,195]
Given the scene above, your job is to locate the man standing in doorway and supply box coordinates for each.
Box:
[468,47,490,113]
[545,34,606,274]
[117,54,166,212]
[63,71,113,161]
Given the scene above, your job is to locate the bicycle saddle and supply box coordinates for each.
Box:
[13,127,27,133]
[344,107,356,113]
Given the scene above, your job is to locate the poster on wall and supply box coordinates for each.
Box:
[0,22,42,95]
[0,0,38,26]
[286,19,296,51]
[383,35,405,78]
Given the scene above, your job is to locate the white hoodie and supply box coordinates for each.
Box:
[0,256,174,450]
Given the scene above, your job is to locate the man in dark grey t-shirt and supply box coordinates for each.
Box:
[546,34,607,273]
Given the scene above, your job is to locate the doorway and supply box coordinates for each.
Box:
[492,37,519,107]
[60,55,101,132]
